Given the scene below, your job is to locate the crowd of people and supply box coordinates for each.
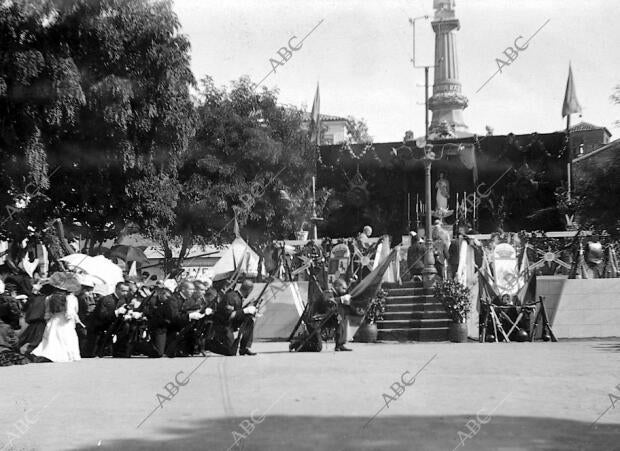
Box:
[0,269,265,366]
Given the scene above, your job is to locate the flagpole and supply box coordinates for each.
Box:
[566,114,571,201]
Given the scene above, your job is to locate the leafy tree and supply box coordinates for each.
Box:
[345,116,372,144]
[0,0,195,258]
[574,152,620,237]
[181,76,317,255]
[612,84,620,128]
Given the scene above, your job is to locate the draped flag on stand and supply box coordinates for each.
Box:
[347,247,399,340]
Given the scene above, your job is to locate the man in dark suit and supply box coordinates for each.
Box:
[83,281,130,357]
[321,278,353,352]
[209,280,257,356]
[407,228,427,280]
[151,280,206,357]
[193,280,217,353]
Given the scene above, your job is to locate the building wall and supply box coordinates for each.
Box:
[572,138,620,185]
[570,129,610,159]
[322,120,346,145]
[300,119,347,145]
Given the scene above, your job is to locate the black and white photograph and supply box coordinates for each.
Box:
[1,0,620,449]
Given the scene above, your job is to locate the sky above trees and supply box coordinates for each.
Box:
[173,0,620,142]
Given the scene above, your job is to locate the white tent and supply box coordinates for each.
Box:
[247,280,307,340]
[211,237,266,281]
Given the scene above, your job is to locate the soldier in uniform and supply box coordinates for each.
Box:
[209,280,257,356]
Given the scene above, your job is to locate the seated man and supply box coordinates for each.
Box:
[209,280,257,356]
[407,229,426,280]
[320,278,353,352]
[357,225,373,250]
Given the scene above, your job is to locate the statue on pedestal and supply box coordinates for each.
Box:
[435,172,450,211]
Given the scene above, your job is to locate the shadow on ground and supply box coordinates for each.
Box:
[74,414,620,451]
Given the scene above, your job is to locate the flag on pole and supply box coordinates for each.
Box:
[562,64,582,118]
[309,84,320,144]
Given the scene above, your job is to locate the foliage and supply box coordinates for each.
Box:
[187,76,316,246]
[0,0,195,250]
[365,288,387,325]
[573,151,620,237]
[434,279,471,323]
[612,84,620,128]
[345,116,372,144]
[281,185,332,231]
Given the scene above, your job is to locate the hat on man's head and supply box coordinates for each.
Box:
[409,231,417,238]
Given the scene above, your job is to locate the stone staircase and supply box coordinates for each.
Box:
[377,281,451,341]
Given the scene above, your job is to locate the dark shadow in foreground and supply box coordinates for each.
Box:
[74,414,620,451]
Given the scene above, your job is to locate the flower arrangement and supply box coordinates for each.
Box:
[434,279,471,324]
[365,288,387,325]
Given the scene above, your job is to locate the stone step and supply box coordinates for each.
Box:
[385,294,436,304]
[382,310,449,320]
[387,287,426,296]
[383,281,422,289]
[377,327,449,342]
[377,318,452,329]
[386,302,445,313]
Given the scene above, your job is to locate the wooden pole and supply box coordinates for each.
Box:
[566,115,572,201]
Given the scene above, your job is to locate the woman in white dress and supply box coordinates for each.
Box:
[32,273,84,363]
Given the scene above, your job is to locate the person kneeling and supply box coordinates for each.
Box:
[208,280,257,356]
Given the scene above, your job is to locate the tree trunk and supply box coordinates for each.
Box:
[162,239,174,277]
[177,229,192,268]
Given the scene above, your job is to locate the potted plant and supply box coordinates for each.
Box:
[355,288,387,343]
[434,279,471,343]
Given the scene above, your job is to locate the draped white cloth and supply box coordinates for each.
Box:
[32,294,81,362]
[457,242,480,340]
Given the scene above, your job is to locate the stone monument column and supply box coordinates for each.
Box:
[429,0,469,137]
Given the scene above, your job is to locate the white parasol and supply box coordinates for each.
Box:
[60,254,124,296]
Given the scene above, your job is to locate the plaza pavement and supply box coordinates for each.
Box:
[1,340,620,451]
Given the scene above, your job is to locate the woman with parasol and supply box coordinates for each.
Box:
[31,272,85,362]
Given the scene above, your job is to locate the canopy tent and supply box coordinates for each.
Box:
[211,237,266,281]
[245,280,307,340]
